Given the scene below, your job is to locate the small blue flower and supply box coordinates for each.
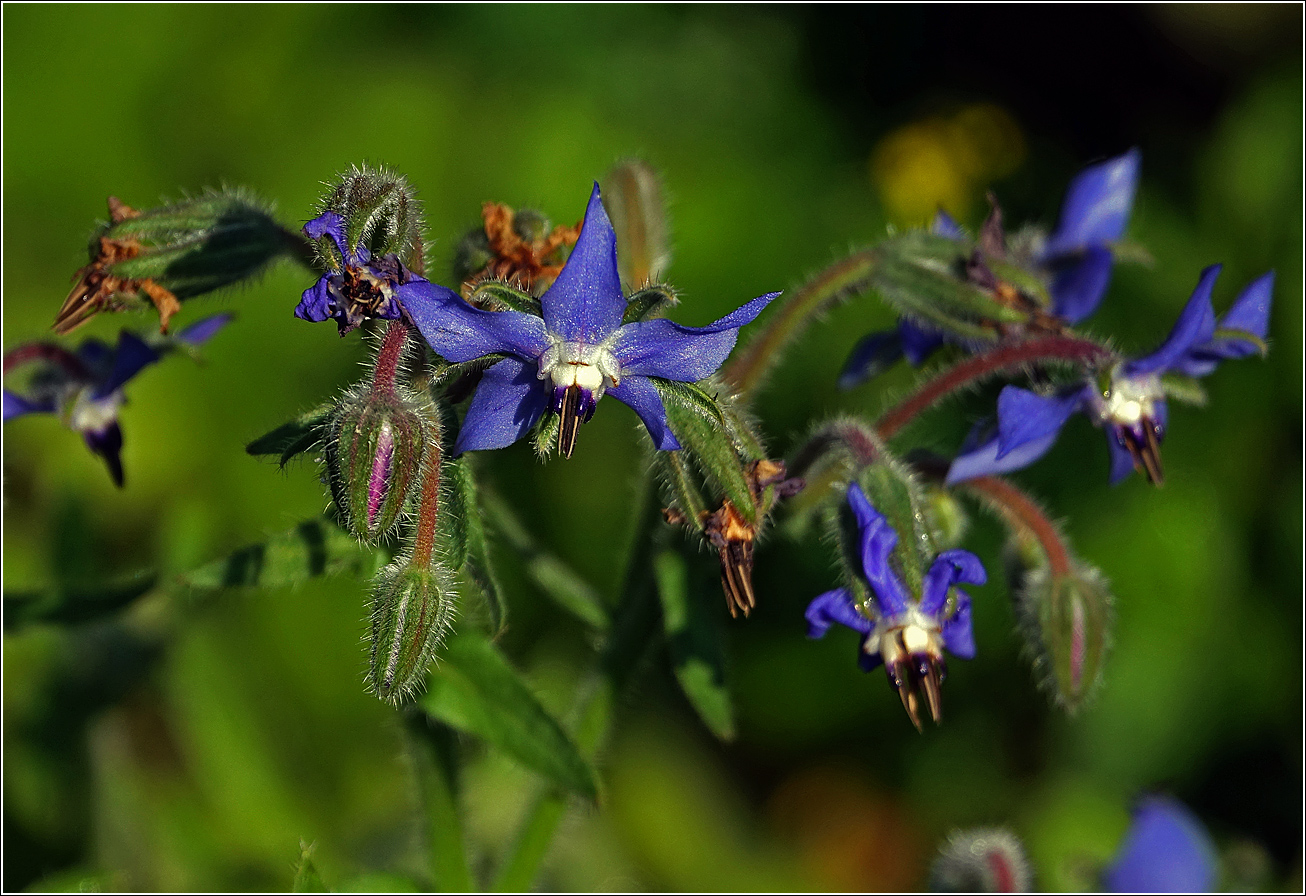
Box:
[295,211,413,335]
[805,482,986,728]
[1103,796,1218,892]
[3,314,231,486]
[397,184,779,457]
[841,149,1141,386]
[947,265,1273,485]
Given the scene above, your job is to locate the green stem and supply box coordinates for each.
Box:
[723,249,879,397]
[874,334,1115,441]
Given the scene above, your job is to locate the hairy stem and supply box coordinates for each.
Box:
[963,475,1072,576]
[371,319,411,396]
[411,445,442,568]
[874,335,1114,440]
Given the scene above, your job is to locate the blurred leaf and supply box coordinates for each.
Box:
[654,550,736,740]
[180,518,377,592]
[293,840,329,893]
[420,631,598,801]
[402,714,475,892]
[245,403,333,468]
[451,459,507,635]
[3,572,158,631]
[480,486,609,631]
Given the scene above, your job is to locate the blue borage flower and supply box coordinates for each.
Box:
[397,184,779,457]
[805,482,986,729]
[947,265,1273,486]
[1103,796,1217,892]
[840,149,1141,387]
[295,211,414,335]
[3,314,232,486]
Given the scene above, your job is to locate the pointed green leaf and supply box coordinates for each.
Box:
[1160,373,1209,407]
[654,551,735,740]
[4,572,158,632]
[402,714,475,892]
[653,378,756,522]
[293,840,329,893]
[246,404,333,467]
[180,518,378,593]
[420,632,598,800]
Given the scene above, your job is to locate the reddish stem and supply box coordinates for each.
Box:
[963,475,1071,576]
[874,335,1114,441]
[371,319,411,397]
[3,343,91,379]
[411,447,442,568]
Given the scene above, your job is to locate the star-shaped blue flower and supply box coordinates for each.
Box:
[946,265,1273,485]
[295,211,414,335]
[1102,796,1217,892]
[3,314,231,486]
[397,184,779,457]
[840,149,1141,387]
[805,482,986,729]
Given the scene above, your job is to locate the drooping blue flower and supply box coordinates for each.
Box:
[295,211,414,335]
[805,482,986,729]
[397,184,779,457]
[840,150,1141,387]
[947,266,1273,485]
[1102,796,1218,892]
[3,314,232,486]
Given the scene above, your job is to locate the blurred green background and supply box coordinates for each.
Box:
[3,5,1300,891]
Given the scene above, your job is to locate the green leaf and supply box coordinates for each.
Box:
[246,403,333,467]
[3,572,158,632]
[653,378,756,523]
[180,518,378,593]
[654,551,735,740]
[1160,373,1209,407]
[402,714,475,892]
[420,632,598,800]
[293,840,329,892]
[450,460,507,636]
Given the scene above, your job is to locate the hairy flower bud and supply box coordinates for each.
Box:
[928,828,1032,892]
[314,164,425,273]
[368,559,457,703]
[1017,562,1113,712]
[54,190,294,334]
[324,382,433,542]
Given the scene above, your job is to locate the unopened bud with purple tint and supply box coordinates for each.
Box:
[928,827,1031,892]
[368,558,457,703]
[1017,562,1113,712]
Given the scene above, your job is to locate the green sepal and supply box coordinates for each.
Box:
[466,281,542,315]
[654,551,735,740]
[245,403,334,467]
[292,840,329,893]
[986,257,1053,309]
[603,158,671,288]
[3,572,158,632]
[181,518,381,593]
[872,231,1025,343]
[420,631,600,801]
[316,163,425,271]
[102,188,296,299]
[622,284,678,324]
[1160,373,1209,407]
[531,410,560,460]
[1211,327,1268,356]
[652,378,756,523]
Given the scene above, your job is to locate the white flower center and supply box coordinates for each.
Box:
[1093,371,1159,427]
[537,339,622,398]
[66,388,122,434]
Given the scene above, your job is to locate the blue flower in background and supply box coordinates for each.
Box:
[946,265,1273,485]
[295,211,413,335]
[398,184,778,457]
[1103,796,1218,892]
[840,149,1141,387]
[805,482,986,729]
[3,314,232,487]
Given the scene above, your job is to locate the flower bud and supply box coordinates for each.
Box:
[1017,562,1113,712]
[601,158,671,288]
[324,383,432,542]
[54,190,293,334]
[928,828,1031,892]
[315,164,425,273]
[368,559,457,703]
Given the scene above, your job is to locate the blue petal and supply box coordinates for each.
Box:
[919,549,987,616]
[1106,428,1137,485]
[996,385,1085,459]
[304,210,366,265]
[857,635,886,672]
[1126,265,1219,376]
[946,427,1063,485]
[1102,796,1217,893]
[941,590,976,659]
[847,483,912,618]
[1044,148,1140,258]
[295,276,337,323]
[175,312,234,346]
[453,357,548,454]
[83,419,125,488]
[838,330,905,390]
[898,319,945,366]
[804,587,871,638]
[607,376,681,450]
[539,183,626,343]
[1049,244,1114,324]
[931,210,965,240]
[4,389,57,421]
[399,278,549,363]
[91,333,160,400]
[1177,270,1274,376]
[612,291,778,381]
